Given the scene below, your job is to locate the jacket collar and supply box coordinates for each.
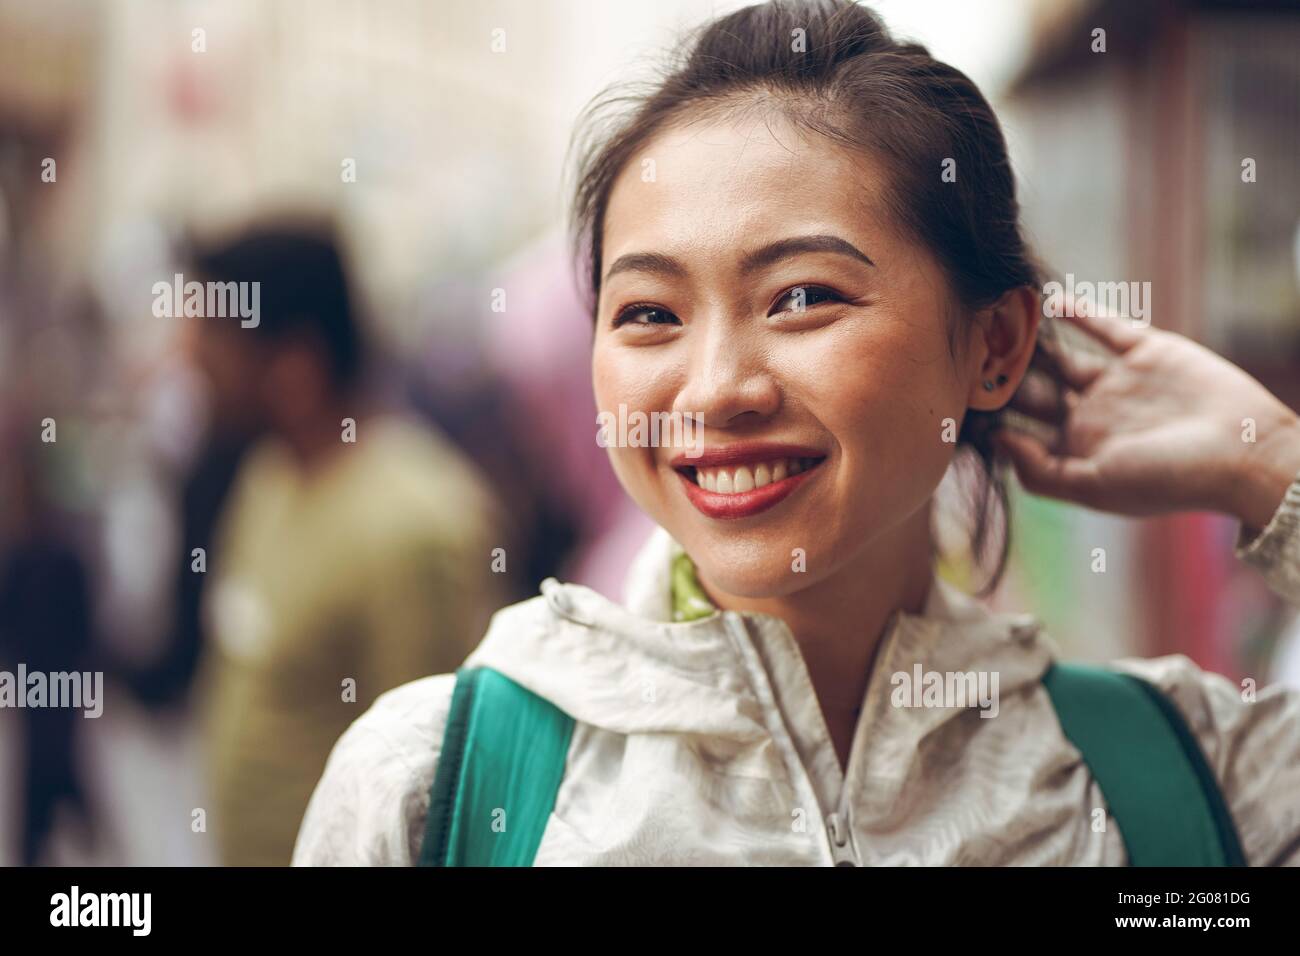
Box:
[466,525,1055,746]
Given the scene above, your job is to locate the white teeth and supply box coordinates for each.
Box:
[691,457,817,495]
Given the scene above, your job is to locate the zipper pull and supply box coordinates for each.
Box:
[825,812,858,867]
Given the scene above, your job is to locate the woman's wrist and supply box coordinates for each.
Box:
[1225,407,1300,532]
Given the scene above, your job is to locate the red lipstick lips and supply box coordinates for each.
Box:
[670,443,826,520]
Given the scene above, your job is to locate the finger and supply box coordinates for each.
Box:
[1050,297,1146,354]
[992,427,1098,504]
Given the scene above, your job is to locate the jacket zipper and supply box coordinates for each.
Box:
[825,665,879,868]
[825,811,860,866]
[723,612,864,867]
[823,613,904,868]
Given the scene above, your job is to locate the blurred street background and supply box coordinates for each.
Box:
[0,0,1297,865]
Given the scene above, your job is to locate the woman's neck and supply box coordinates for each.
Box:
[696,503,936,764]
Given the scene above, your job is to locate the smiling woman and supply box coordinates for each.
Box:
[293,0,1300,868]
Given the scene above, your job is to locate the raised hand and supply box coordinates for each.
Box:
[991,302,1300,531]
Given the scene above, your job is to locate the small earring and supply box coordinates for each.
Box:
[983,374,1009,391]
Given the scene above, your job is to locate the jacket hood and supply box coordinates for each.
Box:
[463,526,1057,750]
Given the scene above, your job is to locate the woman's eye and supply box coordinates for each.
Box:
[771,286,842,315]
[613,305,680,328]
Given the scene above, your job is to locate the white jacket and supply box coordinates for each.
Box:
[294,481,1300,866]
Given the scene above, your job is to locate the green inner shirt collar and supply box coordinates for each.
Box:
[671,549,719,622]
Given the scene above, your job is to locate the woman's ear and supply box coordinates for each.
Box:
[966,285,1041,411]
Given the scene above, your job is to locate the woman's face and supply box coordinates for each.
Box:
[592,113,983,599]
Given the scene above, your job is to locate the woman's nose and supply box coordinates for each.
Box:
[672,327,782,428]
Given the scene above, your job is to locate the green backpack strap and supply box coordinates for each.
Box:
[1042,662,1245,866]
[418,667,574,866]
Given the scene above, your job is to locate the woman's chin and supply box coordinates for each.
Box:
[690,550,828,601]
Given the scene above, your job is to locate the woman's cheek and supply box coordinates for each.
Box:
[829,367,950,510]
[592,342,671,412]
[592,347,673,510]
[589,343,621,415]
[604,444,647,503]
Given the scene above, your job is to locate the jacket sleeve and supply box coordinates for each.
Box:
[1109,653,1300,866]
[292,673,454,866]
[1234,470,1300,606]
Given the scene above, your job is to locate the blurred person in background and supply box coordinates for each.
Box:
[122,310,261,711]
[0,445,100,865]
[189,222,503,866]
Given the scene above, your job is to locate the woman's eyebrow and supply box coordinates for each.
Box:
[603,251,686,284]
[740,234,875,273]
[601,234,874,285]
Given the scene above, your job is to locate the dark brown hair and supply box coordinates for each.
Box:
[570,0,1056,595]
